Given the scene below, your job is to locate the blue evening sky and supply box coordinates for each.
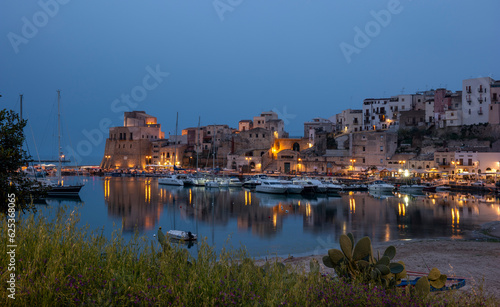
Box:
[1,0,499,164]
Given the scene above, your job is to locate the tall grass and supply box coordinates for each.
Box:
[1,208,498,306]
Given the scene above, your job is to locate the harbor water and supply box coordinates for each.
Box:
[35,176,500,258]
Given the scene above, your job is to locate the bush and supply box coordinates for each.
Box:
[1,209,498,306]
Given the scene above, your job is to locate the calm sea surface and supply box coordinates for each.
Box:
[34,176,500,258]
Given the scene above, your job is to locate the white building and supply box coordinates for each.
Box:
[362,95,412,131]
[334,109,362,134]
[462,77,495,125]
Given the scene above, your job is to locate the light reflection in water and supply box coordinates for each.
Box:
[37,177,500,257]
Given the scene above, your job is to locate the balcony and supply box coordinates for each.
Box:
[364,120,371,125]
[478,97,483,103]
[466,89,471,93]
[478,88,484,93]
[478,110,483,115]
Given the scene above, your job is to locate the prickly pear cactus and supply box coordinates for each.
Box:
[322,233,406,289]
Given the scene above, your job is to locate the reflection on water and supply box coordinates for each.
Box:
[38,177,500,257]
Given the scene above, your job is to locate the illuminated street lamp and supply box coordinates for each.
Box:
[350,159,356,171]
[451,160,460,180]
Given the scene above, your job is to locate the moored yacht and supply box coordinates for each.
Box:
[228,178,243,187]
[280,180,303,194]
[158,175,184,186]
[368,180,395,193]
[292,178,317,194]
[255,179,287,194]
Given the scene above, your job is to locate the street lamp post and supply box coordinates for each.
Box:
[350,159,356,172]
[451,160,460,181]
[398,160,406,177]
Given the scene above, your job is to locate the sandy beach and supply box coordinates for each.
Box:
[257,221,500,299]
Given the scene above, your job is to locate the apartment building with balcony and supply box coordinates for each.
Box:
[334,109,362,134]
[462,77,495,125]
[488,80,500,125]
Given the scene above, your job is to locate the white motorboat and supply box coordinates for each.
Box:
[176,174,195,186]
[167,230,197,241]
[291,179,317,194]
[305,178,328,193]
[158,175,184,186]
[255,179,287,194]
[205,179,220,189]
[192,177,207,187]
[321,180,343,193]
[217,178,230,187]
[228,178,243,187]
[280,180,303,194]
[368,180,395,193]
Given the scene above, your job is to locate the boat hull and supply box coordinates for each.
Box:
[46,185,84,197]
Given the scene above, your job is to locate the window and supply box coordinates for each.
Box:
[249,134,252,138]
[401,106,405,110]
[130,144,132,148]
[263,134,266,138]
[255,134,258,138]
[468,109,471,115]
[380,146,384,152]
[401,98,405,102]
[362,146,365,152]
[363,158,365,163]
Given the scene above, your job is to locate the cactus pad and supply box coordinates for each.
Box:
[383,246,396,260]
[339,234,353,260]
[352,236,372,261]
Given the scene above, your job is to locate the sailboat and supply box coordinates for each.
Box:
[38,90,84,197]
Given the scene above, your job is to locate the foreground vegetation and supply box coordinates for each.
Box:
[1,208,498,306]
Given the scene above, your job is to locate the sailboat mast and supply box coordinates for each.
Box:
[212,124,215,170]
[196,116,200,171]
[174,112,178,169]
[57,90,62,184]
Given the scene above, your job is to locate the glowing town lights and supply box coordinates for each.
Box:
[244,190,248,206]
[385,224,390,242]
[189,189,192,204]
[432,199,436,205]
[273,213,277,227]
[404,195,409,206]
[404,169,409,177]
[349,198,356,213]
